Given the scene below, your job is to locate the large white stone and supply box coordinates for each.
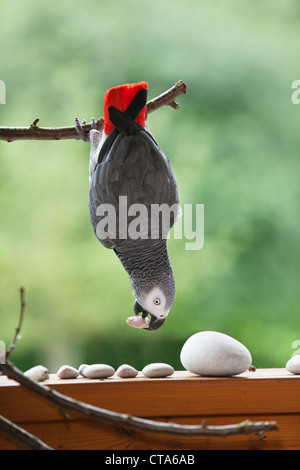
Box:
[180,331,252,377]
[82,364,115,379]
[286,355,300,375]
[142,363,174,378]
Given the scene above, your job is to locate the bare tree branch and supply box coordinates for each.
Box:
[0,81,187,143]
[0,414,53,450]
[5,287,26,359]
[0,117,105,143]
[146,80,187,112]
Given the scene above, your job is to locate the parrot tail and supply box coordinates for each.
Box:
[103,82,148,135]
[108,90,146,136]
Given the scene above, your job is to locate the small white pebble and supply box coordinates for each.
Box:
[24,365,49,382]
[142,363,174,378]
[286,355,300,375]
[56,365,79,379]
[83,364,115,379]
[78,364,89,376]
[116,364,139,378]
[126,316,150,329]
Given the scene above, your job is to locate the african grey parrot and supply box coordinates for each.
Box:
[88,82,181,330]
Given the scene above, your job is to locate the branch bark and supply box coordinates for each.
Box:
[0,414,53,450]
[0,81,187,143]
[5,287,26,358]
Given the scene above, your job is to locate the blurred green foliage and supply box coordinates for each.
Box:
[0,0,300,372]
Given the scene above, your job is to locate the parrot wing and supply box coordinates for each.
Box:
[89,130,180,249]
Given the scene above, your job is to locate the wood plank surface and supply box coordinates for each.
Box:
[1,369,299,450]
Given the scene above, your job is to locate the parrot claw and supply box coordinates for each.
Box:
[91,117,97,129]
[74,117,90,142]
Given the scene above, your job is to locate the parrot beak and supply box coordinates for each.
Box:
[133,300,166,330]
[146,315,166,331]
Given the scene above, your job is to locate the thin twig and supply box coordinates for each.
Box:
[146,80,187,112]
[0,415,53,450]
[5,287,26,358]
[0,118,104,143]
[0,81,187,142]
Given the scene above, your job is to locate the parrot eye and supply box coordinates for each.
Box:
[153,298,160,305]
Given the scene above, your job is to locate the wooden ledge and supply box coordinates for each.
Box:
[1,367,297,388]
[1,369,299,450]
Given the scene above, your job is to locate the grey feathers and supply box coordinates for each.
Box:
[89,130,180,252]
[88,87,180,328]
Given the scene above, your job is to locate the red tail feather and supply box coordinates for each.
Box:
[103,81,148,135]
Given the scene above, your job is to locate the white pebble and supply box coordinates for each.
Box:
[142,363,174,378]
[116,364,139,378]
[126,316,150,329]
[82,364,115,379]
[24,365,49,382]
[286,355,300,374]
[78,364,89,376]
[180,331,252,377]
[57,365,79,379]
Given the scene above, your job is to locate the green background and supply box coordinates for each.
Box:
[0,0,299,372]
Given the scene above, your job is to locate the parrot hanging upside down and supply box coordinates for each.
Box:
[87,82,181,330]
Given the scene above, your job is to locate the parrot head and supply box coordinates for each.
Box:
[132,275,176,330]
